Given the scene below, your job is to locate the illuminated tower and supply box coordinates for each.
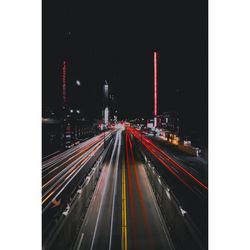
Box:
[154,51,158,127]
[103,80,109,128]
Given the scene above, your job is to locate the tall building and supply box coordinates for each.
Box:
[102,80,109,128]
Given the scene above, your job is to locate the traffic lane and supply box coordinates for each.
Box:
[42,132,114,205]
[42,138,105,197]
[138,142,208,243]
[42,132,112,184]
[42,130,114,183]
[128,128,208,193]
[42,134,102,169]
[42,143,108,236]
[148,136,208,184]
[129,129,207,198]
[42,133,115,237]
[126,131,173,250]
[74,129,122,250]
[42,139,105,209]
[42,140,99,183]
[140,135,208,192]
[143,143,207,200]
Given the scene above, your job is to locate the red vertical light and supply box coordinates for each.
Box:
[154,52,158,117]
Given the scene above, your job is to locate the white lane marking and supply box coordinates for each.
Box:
[109,130,122,250]
[90,132,119,250]
[77,233,85,250]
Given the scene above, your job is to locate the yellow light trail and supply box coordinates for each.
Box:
[121,158,128,250]
[42,190,55,205]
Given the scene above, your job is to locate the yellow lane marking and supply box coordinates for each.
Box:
[122,159,128,250]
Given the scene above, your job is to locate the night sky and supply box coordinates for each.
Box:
[43,1,207,143]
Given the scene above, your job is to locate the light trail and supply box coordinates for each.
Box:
[42,143,101,208]
[42,131,113,210]
[145,139,208,190]
[109,129,121,250]
[90,130,120,250]
[42,131,112,172]
[127,132,151,239]
[42,141,102,205]
[42,138,102,186]
[127,127,208,191]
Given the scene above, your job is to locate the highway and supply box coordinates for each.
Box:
[127,127,208,247]
[42,126,206,249]
[74,128,173,250]
[42,130,113,235]
[146,135,208,184]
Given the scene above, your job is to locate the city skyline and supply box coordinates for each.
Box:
[43,1,207,133]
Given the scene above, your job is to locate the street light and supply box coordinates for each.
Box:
[76,80,81,86]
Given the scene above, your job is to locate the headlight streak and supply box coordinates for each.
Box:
[42,131,113,211]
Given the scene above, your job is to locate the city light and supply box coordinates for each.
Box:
[62,61,67,103]
[154,51,158,117]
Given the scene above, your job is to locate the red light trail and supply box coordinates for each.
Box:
[127,132,151,237]
[125,129,153,248]
[125,130,137,248]
[127,127,208,191]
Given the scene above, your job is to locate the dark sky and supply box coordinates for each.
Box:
[43,0,207,140]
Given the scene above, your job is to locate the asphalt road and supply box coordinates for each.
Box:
[74,128,173,250]
[147,135,208,184]
[128,127,208,247]
[42,130,114,235]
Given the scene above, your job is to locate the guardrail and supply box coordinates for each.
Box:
[142,153,206,250]
[42,140,112,250]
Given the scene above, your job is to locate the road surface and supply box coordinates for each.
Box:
[128,127,208,247]
[42,130,113,235]
[74,128,173,250]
